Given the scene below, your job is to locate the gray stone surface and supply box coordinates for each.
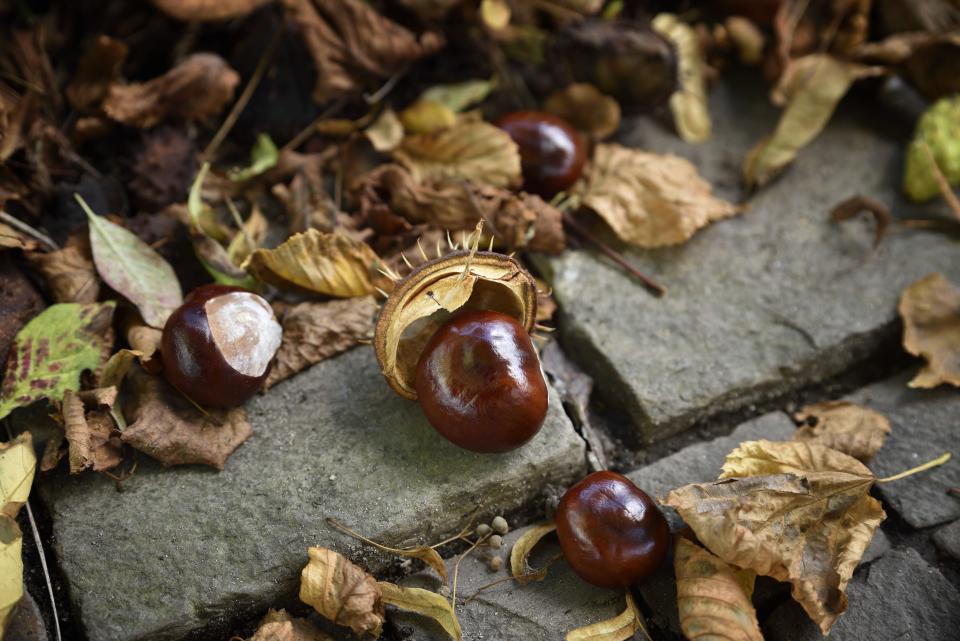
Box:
[933,520,960,561]
[392,525,630,641]
[538,75,960,442]
[765,547,960,641]
[843,373,960,529]
[38,347,586,641]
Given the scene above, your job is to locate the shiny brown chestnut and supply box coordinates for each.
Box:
[495,111,587,198]
[160,284,282,408]
[555,471,669,588]
[414,309,548,453]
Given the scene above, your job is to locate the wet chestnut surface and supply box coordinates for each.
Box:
[415,309,548,453]
[555,471,670,588]
[495,111,587,198]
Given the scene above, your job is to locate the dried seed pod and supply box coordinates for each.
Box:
[373,235,538,401]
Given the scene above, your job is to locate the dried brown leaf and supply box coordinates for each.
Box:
[120,367,252,469]
[674,538,762,641]
[151,0,274,21]
[250,609,332,641]
[898,272,960,388]
[282,0,443,102]
[379,582,461,641]
[66,35,128,112]
[743,55,884,189]
[575,143,737,247]
[564,592,647,641]
[793,401,891,462]
[361,164,564,253]
[666,440,885,633]
[103,53,240,128]
[60,389,122,474]
[509,522,556,585]
[299,546,384,637]
[653,14,711,143]
[25,233,99,303]
[393,121,521,189]
[245,229,389,297]
[0,222,37,251]
[543,83,621,141]
[266,297,376,388]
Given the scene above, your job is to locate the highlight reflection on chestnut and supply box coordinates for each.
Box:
[555,471,669,588]
[495,111,586,198]
[415,309,548,453]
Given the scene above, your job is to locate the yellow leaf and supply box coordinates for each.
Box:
[793,401,891,462]
[393,121,521,189]
[399,100,457,135]
[743,54,883,188]
[379,581,462,641]
[0,432,35,633]
[480,0,510,30]
[250,608,332,641]
[543,83,621,141]
[565,592,648,641]
[666,439,885,634]
[653,14,711,143]
[299,547,384,637]
[898,273,960,388]
[245,229,390,298]
[574,143,737,247]
[509,522,556,585]
[674,538,763,641]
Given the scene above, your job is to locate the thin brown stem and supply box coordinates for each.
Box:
[203,29,281,160]
[920,140,960,221]
[0,210,59,250]
[562,211,665,297]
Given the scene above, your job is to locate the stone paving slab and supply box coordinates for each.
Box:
[843,373,960,529]
[37,347,586,641]
[933,520,960,562]
[538,74,960,442]
[392,525,628,641]
[765,547,960,641]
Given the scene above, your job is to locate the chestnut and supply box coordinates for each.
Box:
[494,111,587,198]
[160,284,282,408]
[555,471,669,588]
[415,309,548,453]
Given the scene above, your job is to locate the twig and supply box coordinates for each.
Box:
[203,28,281,160]
[562,211,665,297]
[830,195,892,248]
[280,97,349,154]
[451,533,489,609]
[364,71,405,105]
[462,553,563,606]
[0,210,59,251]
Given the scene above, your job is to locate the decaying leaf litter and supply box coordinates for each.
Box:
[1,0,959,639]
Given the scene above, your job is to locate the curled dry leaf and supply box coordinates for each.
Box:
[25,233,100,303]
[250,609,332,641]
[393,121,522,189]
[379,581,462,641]
[565,592,647,641]
[103,53,240,128]
[574,143,737,247]
[120,367,252,469]
[81,197,182,328]
[60,389,122,474]
[674,538,763,641]
[667,439,885,633]
[282,0,443,102]
[299,546,385,637]
[743,54,884,189]
[0,302,115,421]
[361,164,564,253]
[245,229,389,298]
[151,0,275,21]
[793,401,891,462]
[898,273,960,388]
[66,34,128,113]
[543,83,621,141]
[509,522,556,585]
[653,14,711,143]
[266,297,377,388]
[0,432,35,632]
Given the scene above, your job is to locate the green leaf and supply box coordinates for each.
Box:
[230,133,279,182]
[78,195,182,328]
[0,302,115,421]
[419,78,496,113]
